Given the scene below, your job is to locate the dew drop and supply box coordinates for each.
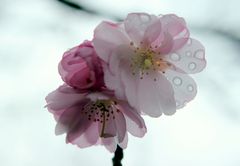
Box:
[173,77,182,86]
[170,53,180,61]
[185,51,192,57]
[188,62,196,70]
[187,85,194,92]
[194,50,204,59]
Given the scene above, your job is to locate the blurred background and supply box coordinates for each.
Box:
[0,0,240,165]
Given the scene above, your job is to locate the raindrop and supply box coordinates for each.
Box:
[188,62,196,70]
[194,50,204,59]
[173,77,182,86]
[185,51,192,57]
[187,85,194,92]
[170,53,180,61]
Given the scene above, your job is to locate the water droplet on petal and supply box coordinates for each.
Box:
[185,51,192,57]
[170,53,180,61]
[188,62,196,70]
[187,85,194,92]
[194,50,204,59]
[173,77,182,86]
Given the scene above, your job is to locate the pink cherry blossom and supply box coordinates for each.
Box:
[59,40,104,90]
[45,85,146,152]
[93,13,206,117]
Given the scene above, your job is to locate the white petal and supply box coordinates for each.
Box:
[160,14,188,38]
[124,13,158,45]
[93,21,129,62]
[114,109,127,143]
[45,85,87,111]
[103,64,126,100]
[120,64,139,110]
[119,134,128,149]
[164,69,197,109]
[138,72,176,116]
[86,92,110,101]
[157,32,174,54]
[142,19,162,45]
[109,45,134,74]
[102,137,117,153]
[165,38,206,74]
[120,103,146,137]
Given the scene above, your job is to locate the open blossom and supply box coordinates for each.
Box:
[46,40,146,152]
[93,13,206,117]
[45,85,146,152]
[58,40,104,90]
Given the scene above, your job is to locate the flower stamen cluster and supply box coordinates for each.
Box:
[129,41,172,81]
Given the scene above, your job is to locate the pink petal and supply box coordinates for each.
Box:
[114,109,127,143]
[156,14,189,52]
[72,134,92,148]
[93,21,129,62]
[142,19,162,45]
[45,85,87,111]
[103,64,126,100]
[72,122,99,148]
[164,69,197,109]
[55,104,86,135]
[84,122,100,145]
[165,38,206,74]
[124,13,158,45]
[109,45,134,75]
[59,50,87,73]
[171,37,189,52]
[157,32,174,54]
[102,137,117,153]
[138,72,176,116]
[58,42,101,90]
[119,134,128,149]
[161,14,189,39]
[66,109,92,143]
[120,103,146,137]
[68,68,96,89]
[98,116,117,138]
[103,45,135,100]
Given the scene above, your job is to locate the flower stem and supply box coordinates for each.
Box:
[112,145,123,166]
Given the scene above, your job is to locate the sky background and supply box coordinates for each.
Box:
[0,0,240,166]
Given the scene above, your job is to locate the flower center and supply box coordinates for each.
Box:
[81,99,120,138]
[129,42,172,80]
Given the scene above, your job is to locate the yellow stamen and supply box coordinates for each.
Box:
[144,59,152,68]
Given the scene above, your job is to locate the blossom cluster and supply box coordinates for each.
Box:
[45,13,206,152]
